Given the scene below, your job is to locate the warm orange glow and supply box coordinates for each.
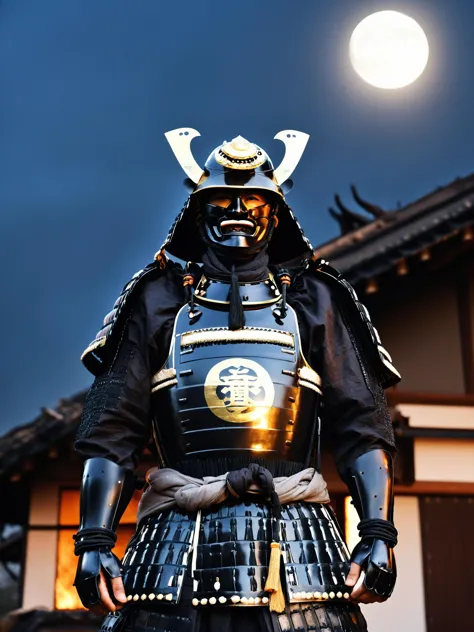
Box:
[251,443,265,452]
[59,489,142,525]
[344,496,360,552]
[365,278,378,294]
[55,526,136,610]
[256,414,270,429]
[56,488,142,610]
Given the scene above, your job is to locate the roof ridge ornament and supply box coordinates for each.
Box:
[350,184,388,218]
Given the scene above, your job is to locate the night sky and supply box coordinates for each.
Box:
[1,0,473,433]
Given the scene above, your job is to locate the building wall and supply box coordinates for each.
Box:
[396,403,474,483]
[371,269,464,394]
[346,496,426,632]
[22,481,60,610]
[468,264,474,391]
[397,403,474,430]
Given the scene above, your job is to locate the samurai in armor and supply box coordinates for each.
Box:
[73,129,400,632]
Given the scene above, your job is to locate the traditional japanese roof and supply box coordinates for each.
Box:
[315,174,474,284]
[0,393,85,480]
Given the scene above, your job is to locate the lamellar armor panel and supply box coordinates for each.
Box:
[150,276,322,469]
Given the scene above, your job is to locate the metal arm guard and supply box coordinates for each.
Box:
[73,458,135,608]
[345,449,397,598]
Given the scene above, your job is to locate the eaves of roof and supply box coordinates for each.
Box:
[0,393,85,479]
[315,173,474,283]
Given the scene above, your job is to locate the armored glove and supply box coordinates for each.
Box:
[345,449,397,599]
[73,458,135,609]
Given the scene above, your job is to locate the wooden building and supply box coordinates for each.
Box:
[317,175,474,632]
[0,173,473,631]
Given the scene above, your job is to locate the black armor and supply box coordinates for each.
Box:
[121,502,352,607]
[74,129,400,632]
[161,131,314,264]
[344,450,397,598]
[74,458,135,608]
[81,259,399,390]
[151,276,321,469]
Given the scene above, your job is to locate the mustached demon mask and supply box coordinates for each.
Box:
[159,129,314,264]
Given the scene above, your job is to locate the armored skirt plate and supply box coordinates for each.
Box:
[120,501,351,607]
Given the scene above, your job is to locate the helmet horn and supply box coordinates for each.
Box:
[273,130,310,185]
[164,128,205,184]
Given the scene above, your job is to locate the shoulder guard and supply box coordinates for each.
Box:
[312,258,401,389]
[81,252,169,376]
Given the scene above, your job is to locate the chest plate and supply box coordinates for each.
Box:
[151,277,322,469]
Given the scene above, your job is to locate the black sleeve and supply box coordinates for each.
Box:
[288,273,396,477]
[75,270,184,471]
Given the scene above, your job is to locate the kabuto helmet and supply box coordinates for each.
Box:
[160,128,314,264]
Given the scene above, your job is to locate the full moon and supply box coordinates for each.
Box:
[349,11,429,89]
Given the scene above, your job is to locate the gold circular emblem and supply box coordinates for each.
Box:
[204,358,275,423]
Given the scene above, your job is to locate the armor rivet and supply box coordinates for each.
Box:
[214,578,221,591]
[248,597,255,604]
[305,592,313,599]
[149,593,156,600]
[133,595,139,601]
[126,595,132,601]
[209,597,217,605]
[231,595,241,603]
[329,591,335,599]
[219,596,227,604]
[255,597,261,604]
[314,592,321,599]
[192,598,199,606]
[200,598,208,605]
[140,594,147,600]
[118,480,121,484]
[288,420,294,425]
[322,592,329,599]
[344,592,350,599]
[294,592,302,599]
[241,597,249,604]
[262,596,269,604]
[165,593,173,601]
[285,440,292,446]
[336,591,342,598]
[157,594,164,600]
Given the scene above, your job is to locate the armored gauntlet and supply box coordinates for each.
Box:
[345,449,397,598]
[73,458,135,608]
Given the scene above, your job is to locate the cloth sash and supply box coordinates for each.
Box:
[137,466,330,523]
